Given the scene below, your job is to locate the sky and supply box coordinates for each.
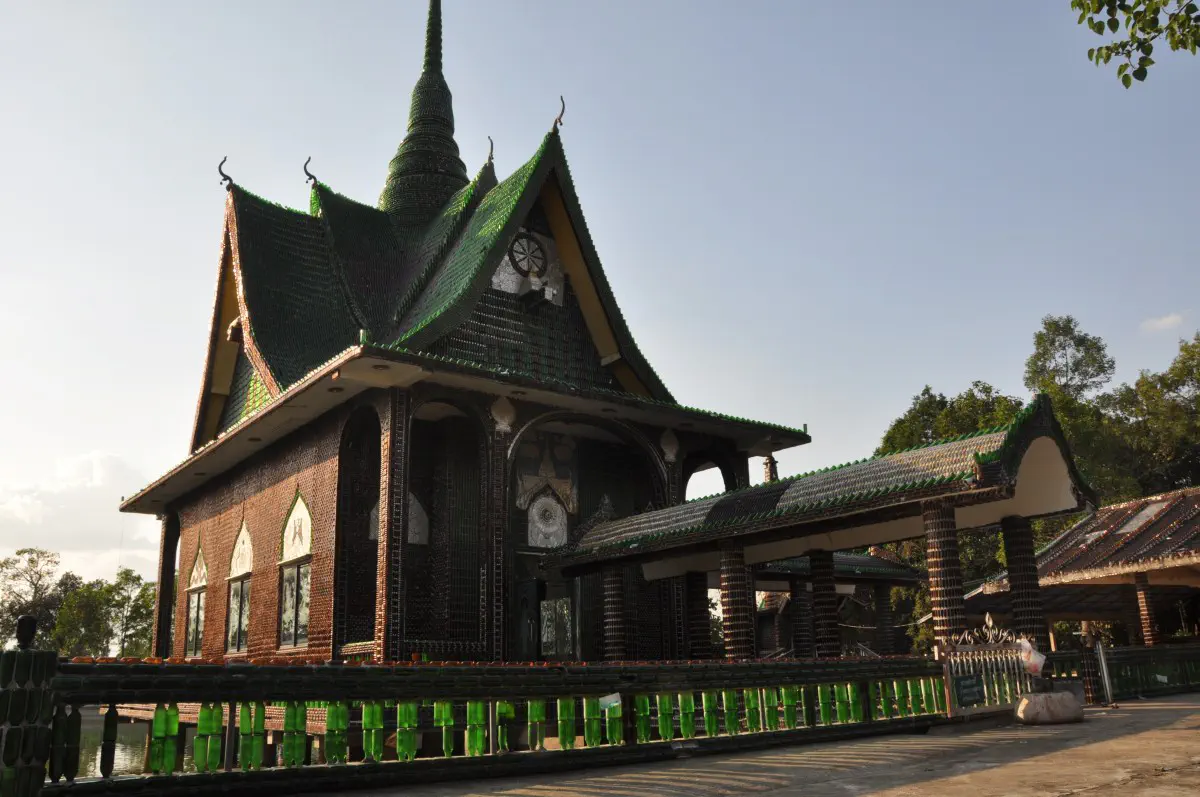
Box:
[1,1,1197,584]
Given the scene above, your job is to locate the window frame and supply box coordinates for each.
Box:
[278,557,311,649]
[225,575,251,653]
[185,587,206,658]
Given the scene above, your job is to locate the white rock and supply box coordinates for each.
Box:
[1014,692,1084,725]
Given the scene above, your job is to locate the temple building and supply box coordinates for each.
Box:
[123,1,1094,665]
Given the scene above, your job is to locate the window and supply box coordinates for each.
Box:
[279,493,313,649]
[540,596,573,659]
[226,524,253,653]
[185,549,207,657]
[186,590,206,657]
[279,561,311,647]
[227,578,251,652]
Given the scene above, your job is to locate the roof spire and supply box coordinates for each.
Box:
[423,0,442,72]
[378,0,469,225]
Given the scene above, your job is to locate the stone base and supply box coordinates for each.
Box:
[1015,691,1084,725]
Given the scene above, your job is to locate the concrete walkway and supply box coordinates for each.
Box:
[316,694,1200,796]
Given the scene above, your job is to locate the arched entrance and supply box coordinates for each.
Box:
[507,414,666,661]
[403,400,488,657]
[333,406,382,654]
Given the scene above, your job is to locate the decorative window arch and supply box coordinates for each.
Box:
[185,548,207,657]
[279,492,312,647]
[226,522,253,652]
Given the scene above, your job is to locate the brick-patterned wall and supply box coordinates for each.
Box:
[1000,515,1050,652]
[809,552,840,659]
[171,397,379,663]
[923,501,966,647]
[719,547,754,660]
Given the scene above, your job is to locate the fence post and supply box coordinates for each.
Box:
[1,616,55,796]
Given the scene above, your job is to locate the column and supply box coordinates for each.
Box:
[924,501,967,648]
[719,547,755,660]
[789,580,814,658]
[1000,515,1050,651]
[152,513,180,658]
[873,583,894,655]
[685,571,712,659]
[809,550,840,659]
[1134,572,1160,647]
[602,566,627,660]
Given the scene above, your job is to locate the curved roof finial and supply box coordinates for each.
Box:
[487,136,494,165]
[554,95,566,129]
[303,156,317,184]
[218,156,232,188]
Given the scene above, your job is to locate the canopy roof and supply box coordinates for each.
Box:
[755,551,921,586]
[972,486,1200,592]
[561,395,1095,576]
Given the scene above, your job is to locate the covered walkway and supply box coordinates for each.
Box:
[558,395,1095,658]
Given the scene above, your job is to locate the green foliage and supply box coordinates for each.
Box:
[0,548,80,649]
[110,567,157,658]
[1024,315,1115,399]
[54,580,116,658]
[1071,0,1200,86]
[882,314,1199,647]
[0,548,157,656]
[876,381,1024,455]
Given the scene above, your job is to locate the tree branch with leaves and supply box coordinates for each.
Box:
[1072,0,1200,86]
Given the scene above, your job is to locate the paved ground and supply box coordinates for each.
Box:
[319,693,1200,796]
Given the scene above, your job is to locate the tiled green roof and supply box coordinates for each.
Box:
[571,394,1088,559]
[217,349,271,435]
[395,137,548,343]
[229,187,360,388]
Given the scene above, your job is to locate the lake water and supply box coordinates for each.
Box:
[76,711,195,778]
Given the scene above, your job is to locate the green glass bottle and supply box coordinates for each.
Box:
[496,701,515,752]
[721,690,739,735]
[634,695,652,744]
[582,697,602,748]
[466,701,486,757]
[396,701,418,762]
[780,685,799,730]
[743,689,761,733]
[677,692,695,740]
[556,697,576,750]
[762,687,779,731]
[602,698,623,746]
[655,693,674,741]
[702,691,719,737]
[433,700,454,758]
[527,699,546,751]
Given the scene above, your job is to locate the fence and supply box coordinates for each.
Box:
[939,644,1033,718]
[1,633,946,797]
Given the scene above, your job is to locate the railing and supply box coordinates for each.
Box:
[941,644,1033,717]
[1104,644,1200,701]
[1,647,946,796]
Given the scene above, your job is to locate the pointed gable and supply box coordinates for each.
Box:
[391,130,674,402]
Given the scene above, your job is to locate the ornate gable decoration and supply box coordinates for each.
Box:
[491,227,565,307]
[229,522,253,578]
[189,549,208,590]
[281,493,313,562]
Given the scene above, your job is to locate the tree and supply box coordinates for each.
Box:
[1024,315,1115,399]
[53,580,116,659]
[877,381,1024,456]
[0,548,77,649]
[1104,333,1200,492]
[1071,1,1200,86]
[109,567,156,658]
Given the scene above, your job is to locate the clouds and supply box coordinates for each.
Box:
[1141,313,1183,333]
[0,452,161,581]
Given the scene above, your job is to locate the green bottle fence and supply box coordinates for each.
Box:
[3,651,944,797]
[3,633,1198,797]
